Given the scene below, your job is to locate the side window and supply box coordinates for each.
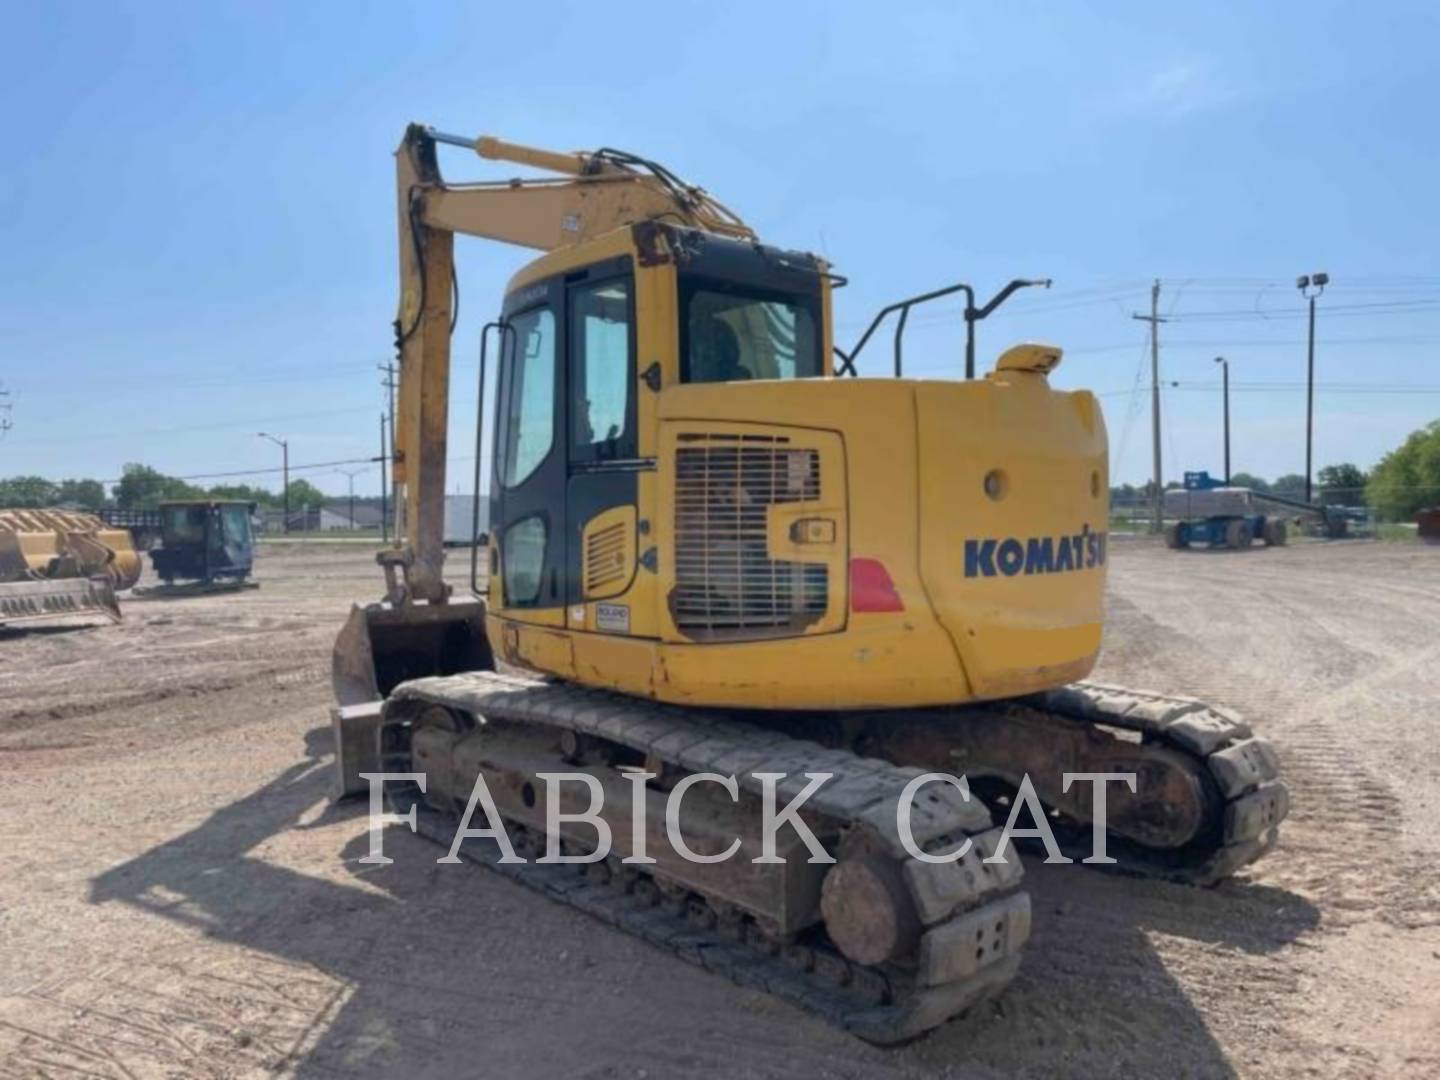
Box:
[502,516,547,604]
[499,306,557,488]
[570,278,633,461]
[221,505,251,545]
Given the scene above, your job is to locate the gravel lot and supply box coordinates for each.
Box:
[1,539,1437,1078]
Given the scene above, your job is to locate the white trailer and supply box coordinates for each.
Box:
[443,495,488,547]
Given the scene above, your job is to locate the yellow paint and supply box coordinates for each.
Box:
[580,504,637,602]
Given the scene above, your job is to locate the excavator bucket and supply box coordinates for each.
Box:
[332,598,493,707]
[331,599,494,797]
[0,509,142,590]
[0,509,134,628]
[0,576,121,626]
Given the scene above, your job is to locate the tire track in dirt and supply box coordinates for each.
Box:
[1101,569,1432,930]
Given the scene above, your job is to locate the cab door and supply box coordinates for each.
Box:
[563,258,642,634]
[491,281,568,626]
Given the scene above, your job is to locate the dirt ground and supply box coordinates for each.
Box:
[1,538,1437,1079]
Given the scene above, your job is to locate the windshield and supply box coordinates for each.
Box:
[164,506,207,544]
[681,282,821,383]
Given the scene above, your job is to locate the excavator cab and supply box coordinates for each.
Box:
[150,500,256,585]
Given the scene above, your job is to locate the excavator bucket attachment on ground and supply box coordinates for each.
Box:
[0,576,121,626]
[331,598,493,798]
[0,509,142,590]
[0,509,136,628]
[332,599,493,706]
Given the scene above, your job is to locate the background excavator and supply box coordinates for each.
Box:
[0,509,139,625]
[330,125,1290,1043]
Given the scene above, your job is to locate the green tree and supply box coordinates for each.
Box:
[114,464,202,508]
[1272,473,1307,500]
[1229,472,1270,492]
[284,478,327,510]
[56,479,107,509]
[1367,420,1440,521]
[0,475,59,507]
[1317,463,1368,506]
[207,482,275,506]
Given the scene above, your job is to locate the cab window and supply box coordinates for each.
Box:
[570,278,634,461]
[502,515,547,604]
[221,504,252,545]
[164,506,206,544]
[681,282,820,383]
[499,306,557,488]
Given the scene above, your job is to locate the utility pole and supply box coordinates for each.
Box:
[1132,280,1167,533]
[1297,272,1329,503]
[378,360,397,459]
[0,384,11,438]
[1214,356,1231,484]
[378,361,397,542]
[258,432,290,533]
[379,413,389,543]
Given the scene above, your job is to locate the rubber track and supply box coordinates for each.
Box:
[1028,681,1290,885]
[382,671,1030,1044]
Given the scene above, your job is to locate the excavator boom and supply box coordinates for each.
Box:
[338,124,753,702]
[393,125,752,604]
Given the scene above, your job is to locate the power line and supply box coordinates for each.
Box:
[832,282,1148,333]
[1166,297,1440,322]
[1095,383,1440,397]
[13,405,377,445]
[1110,336,1151,475]
[18,362,380,400]
[1063,337,1440,355]
[98,455,381,485]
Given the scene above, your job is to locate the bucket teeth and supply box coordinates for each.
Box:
[0,577,121,626]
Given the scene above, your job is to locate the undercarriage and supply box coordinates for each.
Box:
[356,672,1288,1043]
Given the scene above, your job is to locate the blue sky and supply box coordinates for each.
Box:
[2,1,1437,496]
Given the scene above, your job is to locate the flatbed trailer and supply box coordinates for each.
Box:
[96,508,165,549]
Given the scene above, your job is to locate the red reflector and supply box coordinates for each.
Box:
[850,558,904,613]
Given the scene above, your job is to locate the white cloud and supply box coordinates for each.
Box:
[1107,59,1239,120]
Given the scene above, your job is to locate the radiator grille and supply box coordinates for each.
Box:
[584,519,629,597]
[672,434,827,640]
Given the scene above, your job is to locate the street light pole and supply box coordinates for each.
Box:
[962,278,1052,379]
[258,432,290,533]
[1214,356,1231,484]
[1296,272,1329,503]
[337,467,366,531]
[379,413,389,543]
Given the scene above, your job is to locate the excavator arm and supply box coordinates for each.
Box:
[386,123,752,605]
[336,124,752,705]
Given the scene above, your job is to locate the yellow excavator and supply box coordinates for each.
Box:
[331,125,1289,1042]
[0,509,139,625]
